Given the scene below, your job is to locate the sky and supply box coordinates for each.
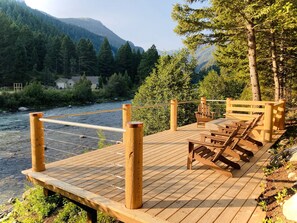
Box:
[24,0,204,51]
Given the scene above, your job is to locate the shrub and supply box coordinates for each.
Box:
[72,75,93,103]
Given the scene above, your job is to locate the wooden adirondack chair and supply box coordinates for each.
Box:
[212,113,264,151]
[195,101,215,126]
[187,127,241,177]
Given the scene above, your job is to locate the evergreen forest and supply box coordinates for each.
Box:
[0,0,160,110]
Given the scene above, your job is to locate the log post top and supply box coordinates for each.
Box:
[30,112,43,117]
[127,122,143,128]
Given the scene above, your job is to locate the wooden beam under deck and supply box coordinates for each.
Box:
[22,123,285,223]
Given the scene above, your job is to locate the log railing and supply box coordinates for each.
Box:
[29,97,286,211]
[29,112,143,209]
[225,98,286,142]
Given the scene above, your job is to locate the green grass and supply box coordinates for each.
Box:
[2,186,118,223]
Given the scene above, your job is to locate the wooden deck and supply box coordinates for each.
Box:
[22,123,285,223]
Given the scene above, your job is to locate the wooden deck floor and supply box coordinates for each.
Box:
[22,123,285,223]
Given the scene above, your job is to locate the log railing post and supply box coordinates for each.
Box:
[122,104,132,144]
[279,99,286,130]
[125,122,143,209]
[170,99,178,131]
[263,103,274,142]
[29,112,45,172]
[226,98,232,117]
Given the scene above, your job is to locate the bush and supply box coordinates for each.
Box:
[22,82,45,104]
[104,72,131,98]
[8,186,60,223]
[72,75,94,103]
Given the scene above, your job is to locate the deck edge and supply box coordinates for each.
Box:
[22,170,169,223]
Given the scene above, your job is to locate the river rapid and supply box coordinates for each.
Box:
[0,101,128,204]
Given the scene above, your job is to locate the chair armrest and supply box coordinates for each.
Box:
[187,138,225,148]
[209,131,230,137]
[200,133,226,142]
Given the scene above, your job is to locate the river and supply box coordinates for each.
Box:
[0,100,129,204]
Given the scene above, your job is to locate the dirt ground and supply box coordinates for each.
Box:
[257,124,297,222]
[259,163,297,222]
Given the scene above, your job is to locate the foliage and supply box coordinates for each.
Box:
[98,38,115,81]
[103,72,131,98]
[77,39,97,75]
[97,130,112,149]
[0,0,145,95]
[133,50,197,135]
[137,44,159,84]
[274,188,288,205]
[72,75,93,103]
[172,0,297,103]
[115,42,134,80]
[53,201,86,223]
[3,185,117,223]
[258,200,268,212]
[5,186,61,223]
[198,70,245,100]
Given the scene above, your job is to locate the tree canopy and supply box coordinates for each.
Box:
[172,0,297,103]
[133,50,197,135]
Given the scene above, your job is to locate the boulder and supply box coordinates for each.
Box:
[283,193,297,221]
[288,172,297,180]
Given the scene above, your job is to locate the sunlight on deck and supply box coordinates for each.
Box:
[23,122,285,223]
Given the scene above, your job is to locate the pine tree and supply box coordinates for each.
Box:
[172,0,263,100]
[115,42,134,81]
[77,39,97,75]
[98,38,115,81]
[137,45,159,84]
[60,36,76,77]
[44,37,62,74]
[0,12,18,86]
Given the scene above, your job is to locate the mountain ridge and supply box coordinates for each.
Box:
[60,17,143,52]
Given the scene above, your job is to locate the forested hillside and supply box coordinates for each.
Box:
[0,0,154,89]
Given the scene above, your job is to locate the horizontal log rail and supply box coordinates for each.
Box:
[226,98,286,142]
[229,100,276,105]
[30,112,143,210]
[40,118,125,133]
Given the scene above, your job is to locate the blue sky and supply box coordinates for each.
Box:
[24,0,204,51]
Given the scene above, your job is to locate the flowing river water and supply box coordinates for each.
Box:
[0,101,128,204]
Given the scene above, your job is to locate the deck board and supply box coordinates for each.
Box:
[22,123,285,223]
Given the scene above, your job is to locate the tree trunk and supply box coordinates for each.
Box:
[279,34,285,99]
[270,28,280,101]
[246,21,261,101]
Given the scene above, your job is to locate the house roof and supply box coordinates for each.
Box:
[55,78,69,83]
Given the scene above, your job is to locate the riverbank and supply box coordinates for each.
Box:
[0,82,132,112]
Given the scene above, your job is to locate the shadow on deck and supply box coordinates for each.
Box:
[22,123,285,223]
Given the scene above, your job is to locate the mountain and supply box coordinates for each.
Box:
[60,18,143,52]
[195,45,216,71]
[0,0,141,53]
[158,45,216,72]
